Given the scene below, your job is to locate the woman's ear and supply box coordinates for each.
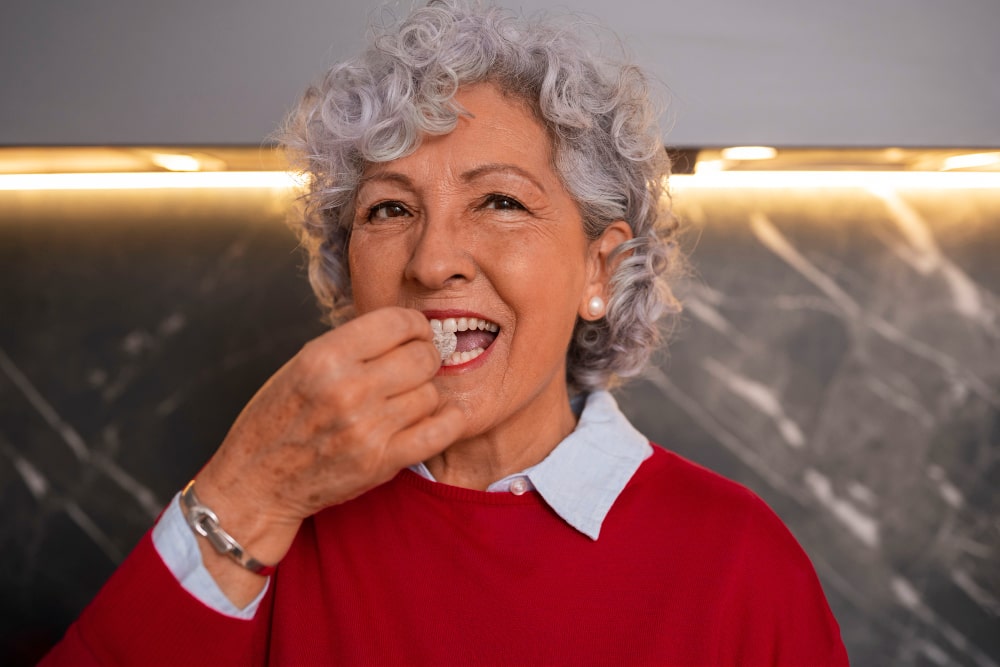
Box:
[579,221,633,321]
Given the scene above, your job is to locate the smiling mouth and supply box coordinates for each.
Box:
[429,316,500,367]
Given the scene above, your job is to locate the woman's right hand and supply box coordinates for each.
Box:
[187,307,465,606]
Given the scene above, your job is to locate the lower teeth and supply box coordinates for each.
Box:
[441,346,485,366]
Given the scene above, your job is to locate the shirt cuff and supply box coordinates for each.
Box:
[151,491,269,620]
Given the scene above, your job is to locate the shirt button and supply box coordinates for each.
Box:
[510,477,529,496]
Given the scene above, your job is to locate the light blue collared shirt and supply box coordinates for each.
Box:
[152,390,652,619]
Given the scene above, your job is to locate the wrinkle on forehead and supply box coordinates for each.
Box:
[359,83,557,184]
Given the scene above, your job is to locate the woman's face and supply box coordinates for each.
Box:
[349,83,604,441]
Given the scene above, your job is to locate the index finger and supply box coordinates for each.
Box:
[332,307,433,362]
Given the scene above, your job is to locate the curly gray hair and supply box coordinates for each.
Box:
[281,0,681,392]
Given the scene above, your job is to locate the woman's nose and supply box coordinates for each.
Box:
[403,213,477,289]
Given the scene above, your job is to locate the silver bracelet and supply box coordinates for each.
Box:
[180,480,276,577]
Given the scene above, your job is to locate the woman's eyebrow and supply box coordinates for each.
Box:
[461,163,547,194]
[358,171,415,190]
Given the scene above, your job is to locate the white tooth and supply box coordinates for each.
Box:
[440,346,486,367]
[457,317,468,331]
[443,318,457,333]
[467,317,478,330]
[489,323,499,332]
[430,319,442,333]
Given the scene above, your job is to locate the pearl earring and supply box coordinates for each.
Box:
[587,295,605,318]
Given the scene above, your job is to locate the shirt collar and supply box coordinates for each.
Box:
[409,390,652,541]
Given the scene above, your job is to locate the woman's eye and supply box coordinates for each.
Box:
[367,202,410,220]
[482,194,526,211]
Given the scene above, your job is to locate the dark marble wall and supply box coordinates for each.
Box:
[2,180,998,665]
[625,183,1000,666]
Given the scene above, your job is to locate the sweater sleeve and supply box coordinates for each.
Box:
[727,490,850,667]
[38,531,271,667]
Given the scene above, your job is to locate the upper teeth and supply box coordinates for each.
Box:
[429,317,499,334]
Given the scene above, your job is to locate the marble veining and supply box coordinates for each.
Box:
[624,185,999,666]
[1,182,998,665]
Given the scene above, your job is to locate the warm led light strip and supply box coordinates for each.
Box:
[671,170,1000,190]
[0,171,302,191]
[2,169,998,192]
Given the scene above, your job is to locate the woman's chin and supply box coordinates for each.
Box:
[433,343,502,439]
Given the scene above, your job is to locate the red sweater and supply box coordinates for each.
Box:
[43,447,848,666]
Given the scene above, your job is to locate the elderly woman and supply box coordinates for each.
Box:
[43,2,847,665]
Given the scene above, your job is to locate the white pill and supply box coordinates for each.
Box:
[433,331,457,360]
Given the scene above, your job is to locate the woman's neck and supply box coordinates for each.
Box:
[424,383,579,490]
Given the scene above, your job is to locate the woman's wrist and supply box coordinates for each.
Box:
[180,480,277,577]
[191,466,301,574]
[185,468,301,609]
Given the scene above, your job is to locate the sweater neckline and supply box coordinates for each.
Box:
[402,391,654,539]
[396,468,546,505]
[395,446,668,508]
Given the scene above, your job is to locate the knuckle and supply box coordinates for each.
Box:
[300,335,331,360]
[405,341,439,376]
[299,338,346,378]
[415,383,439,411]
[423,342,441,372]
[391,307,427,337]
[377,306,408,331]
[403,427,432,454]
[333,406,363,430]
[415,419,447,449]
[325,379,368,416]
